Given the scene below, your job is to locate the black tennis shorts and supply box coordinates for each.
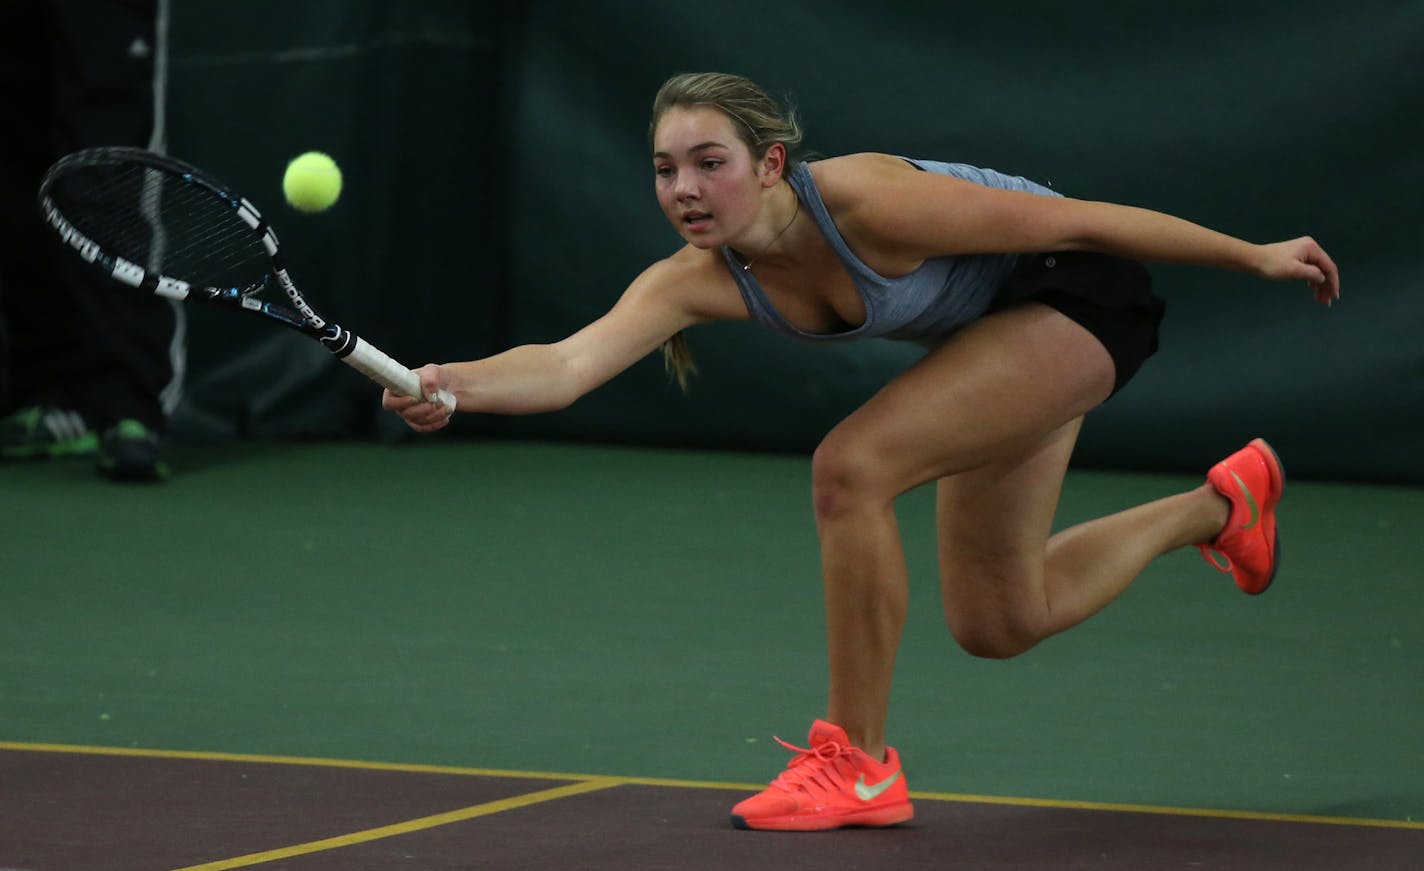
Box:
[989,251,1166,397]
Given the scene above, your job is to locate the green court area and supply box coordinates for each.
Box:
[3,440,1421,827]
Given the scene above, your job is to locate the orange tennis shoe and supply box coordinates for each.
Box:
[1199,438,1284,595]
[730,720,913,831]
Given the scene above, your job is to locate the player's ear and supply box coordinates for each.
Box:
[758,142,787,188]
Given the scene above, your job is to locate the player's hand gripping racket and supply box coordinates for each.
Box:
[37,146,455,413]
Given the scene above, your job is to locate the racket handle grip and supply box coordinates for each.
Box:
[342,336,457,413]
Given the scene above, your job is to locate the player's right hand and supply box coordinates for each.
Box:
[382,363,454,432]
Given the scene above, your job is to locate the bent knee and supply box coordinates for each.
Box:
[945,610,1043,660]
[810,434,897,520]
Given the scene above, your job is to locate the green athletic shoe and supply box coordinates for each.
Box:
[0,406,98,459]
[97,418,169,482]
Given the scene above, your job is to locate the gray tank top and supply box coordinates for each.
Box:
[723,158,1061,342]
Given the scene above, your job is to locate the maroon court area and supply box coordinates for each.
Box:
[2,748,1421,870]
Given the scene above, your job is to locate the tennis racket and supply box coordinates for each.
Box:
[36,146,455,412]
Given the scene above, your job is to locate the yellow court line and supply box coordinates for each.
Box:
[898,789,1424,831]
[169,779,621,871]
[4,740,1421,832]
[0,740,610,783]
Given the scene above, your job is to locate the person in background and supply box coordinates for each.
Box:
[0,0,182,481]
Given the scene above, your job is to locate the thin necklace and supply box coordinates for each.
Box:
[741,190,800,272]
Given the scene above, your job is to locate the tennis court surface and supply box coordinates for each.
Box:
[4,743,1422,870]
[3,441,1421,869]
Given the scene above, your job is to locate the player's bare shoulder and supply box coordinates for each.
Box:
[806,153,920,213]
[807,153,934,269]
[633,244,749,324]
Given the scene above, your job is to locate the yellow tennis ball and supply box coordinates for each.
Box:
[282,151,342,213]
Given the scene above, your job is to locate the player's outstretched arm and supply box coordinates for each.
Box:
[834,155,1340,305]
[382,255,728,432]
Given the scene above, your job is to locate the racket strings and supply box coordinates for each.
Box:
[49,161,271,292]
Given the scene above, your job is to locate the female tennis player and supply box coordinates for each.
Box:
[384,72,1339,832]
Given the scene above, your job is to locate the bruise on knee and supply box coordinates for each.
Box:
[811,436,897,522]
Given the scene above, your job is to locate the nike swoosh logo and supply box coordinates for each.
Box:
[1229,471,1260,530]
[854,770,901,802]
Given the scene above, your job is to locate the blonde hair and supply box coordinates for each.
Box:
[649,72,804,162]
[649,72,804,390]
